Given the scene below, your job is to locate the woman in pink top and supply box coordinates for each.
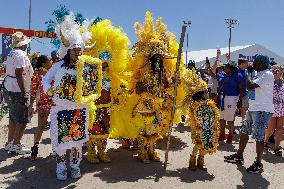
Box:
[30,55,53,160]
[264,66,284,156]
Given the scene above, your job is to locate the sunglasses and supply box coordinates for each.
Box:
[272,69,281,73]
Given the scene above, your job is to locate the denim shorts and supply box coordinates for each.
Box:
[240,111,272,142]
[3,89,31,124]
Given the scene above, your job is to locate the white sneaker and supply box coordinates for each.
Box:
[71,167,81,179]
[56,162,67,181]
[10,144,31,155]
[4,141,13,151]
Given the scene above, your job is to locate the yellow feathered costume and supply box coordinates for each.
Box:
[109,11,183,140]
[82,19,130,137]
[108,11,191,162]
[81,19,131,163]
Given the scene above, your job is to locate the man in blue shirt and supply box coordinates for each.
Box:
[217,61,244,143]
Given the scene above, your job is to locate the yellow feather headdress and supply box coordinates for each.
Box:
[132,11,176,58]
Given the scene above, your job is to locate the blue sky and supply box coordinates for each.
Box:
[1,0,284,57]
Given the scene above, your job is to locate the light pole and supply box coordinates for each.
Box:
[28,0,32,54]
[184,21,191,67]
[225,18,239,60]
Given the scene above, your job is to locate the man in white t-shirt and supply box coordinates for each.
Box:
[3,32,34,155]
[224,55,274,174]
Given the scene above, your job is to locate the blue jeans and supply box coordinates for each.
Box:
[240,111,272,142]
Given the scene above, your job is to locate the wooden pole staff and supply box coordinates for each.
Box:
[164,23,188,169]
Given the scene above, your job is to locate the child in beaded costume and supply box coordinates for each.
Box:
[82,18,130,163]
[178,69,220,171]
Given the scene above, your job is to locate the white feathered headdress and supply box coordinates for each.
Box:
[55,13,95,58]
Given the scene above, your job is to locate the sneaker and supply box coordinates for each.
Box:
[4,141,13,151]
[10,144,31,155]
[224,153,244,164]
[71,167,81,179]
[274,148,282,157]
[56,162,67,181]
[246,161,263,173]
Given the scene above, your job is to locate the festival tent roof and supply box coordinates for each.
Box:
[183,44,284,68]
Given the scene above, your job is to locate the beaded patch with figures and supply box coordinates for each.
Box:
[189,100,220,154]
[74,55,102,105]
[57,108,87,143]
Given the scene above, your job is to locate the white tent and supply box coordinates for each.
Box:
[183,44,284,68]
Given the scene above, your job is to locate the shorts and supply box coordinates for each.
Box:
[220,96,239,121]
[242,95,249,108]
[3,89,31,124]
[240,111,272,142]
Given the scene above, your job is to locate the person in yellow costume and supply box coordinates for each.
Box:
[109,11,182,163]
[178,69,220,171]
[82,18,130,163]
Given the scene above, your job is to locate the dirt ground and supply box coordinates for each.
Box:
[0,114,283,189]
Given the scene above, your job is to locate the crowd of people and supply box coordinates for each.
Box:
[1,9,284,181]
[191,53,284,173]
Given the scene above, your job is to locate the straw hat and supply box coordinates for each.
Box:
[11,32,31,48]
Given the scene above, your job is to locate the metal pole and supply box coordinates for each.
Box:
[225,18,239,61]
[28,0,31,54]
[228,26,231,60]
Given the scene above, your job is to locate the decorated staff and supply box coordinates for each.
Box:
[164,23,187,169]
[43,7,101,181]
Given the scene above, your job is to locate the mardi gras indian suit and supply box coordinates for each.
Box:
[81,18,130,164]
[109,12,183,163]
[43,11,102,180]
[178,70,220,171]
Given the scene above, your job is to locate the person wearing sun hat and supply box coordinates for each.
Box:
[217,60,244,144]
[224,54,274,174]
[3,31,34,155]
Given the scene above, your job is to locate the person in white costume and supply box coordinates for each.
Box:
[43,12,96,180]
